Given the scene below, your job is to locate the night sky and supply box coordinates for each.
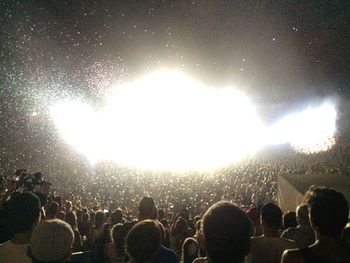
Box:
[0,0,349,175]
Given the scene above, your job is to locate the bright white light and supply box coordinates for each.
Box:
[50,70,263,170]
[266,103,337,153]
[50,70,337,171]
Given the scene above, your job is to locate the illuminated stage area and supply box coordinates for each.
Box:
[50,70,337,171]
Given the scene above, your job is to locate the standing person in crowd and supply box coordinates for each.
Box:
[64,211,82,252]
[282,211,297,230]
[181,237,199,263]
[138,197,157,221]
[282,186,350,263]
[0,192,41,263]
[281,203,315,248]
[28,219,74,263]
[200,201,251,263]
[89,211,105,247]
[106,223,126,263]
[43,201,59,221]
[249,203,296,263]
[126,220,162,263]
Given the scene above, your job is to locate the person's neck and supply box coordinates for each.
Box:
[263,227,280,238]
[11,232,31,245]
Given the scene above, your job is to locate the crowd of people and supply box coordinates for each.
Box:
[0,138,350,263]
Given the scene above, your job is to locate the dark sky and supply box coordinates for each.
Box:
[0,0,349,174]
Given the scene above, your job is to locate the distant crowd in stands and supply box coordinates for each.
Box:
[1,140,350,262]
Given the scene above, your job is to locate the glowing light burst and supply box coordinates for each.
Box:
[50,70,263,170]
[266,103,337,154]
[50,70,337,170]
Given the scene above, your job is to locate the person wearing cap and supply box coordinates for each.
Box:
[28,219,74,263]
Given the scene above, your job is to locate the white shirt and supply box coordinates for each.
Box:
[0,241,31,263]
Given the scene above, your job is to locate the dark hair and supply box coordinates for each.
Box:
[94,211,105,229]
[111,223,125,257]
[47,201,59,216]
[64,211,77,230]
[111,209,124,225]
[261,203,282,229]
[283,211,297,229]
[202,201,251,263]
[138,197,156,220]
[3,192,41,234]
[181,237,199,263]
[126,220,161,263]
[305,186,349,237]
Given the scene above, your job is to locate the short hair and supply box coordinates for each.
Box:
[3,192,41,234]
[296,203,309,225]
[202,201,251,263]
[30,219,74,263]
[138,197,156,220]
[181,237,199,263]
[261,203,282,229]
[283,211,297,229]
[47,201,59,216]
[64,211,77,230]
[305,186,349,237]
[126,220,161,263]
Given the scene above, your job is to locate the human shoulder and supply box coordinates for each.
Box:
[282,248,305,263]
[193,257,208,263]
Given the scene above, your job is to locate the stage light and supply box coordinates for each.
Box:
[50,70,263,170]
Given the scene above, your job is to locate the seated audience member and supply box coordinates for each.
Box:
[249,203,295,263]
[126,220,162,263]
[201,201,251,263]
[283,211,297,230]
[44,201,59,221]
[106,223,126,263]
[28,219,74,263]
[281,204,315,248]
[0,192,41,263]
[181,237,199,263]
[282,186,350,263]
[64,211,82,252]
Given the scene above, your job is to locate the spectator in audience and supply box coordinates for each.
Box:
[151,220,178,263]
[89,211,105,246]
[246,207,263,237]
[111,209,125,225]
[249,203,295,263]
[28,219,74,263]
[138,197,157,221]
[126,220,162,263]
[282,186,350,263]
[201,201,251,263]
[106,223,126,263]
[64,211,82,252]
[281,204,315,248]
[283,211,297,230]
[181,237,199,263]
[43,201,59,221]
[170,217,191,258]
[0,192,41,263]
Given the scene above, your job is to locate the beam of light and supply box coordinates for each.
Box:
[50,70,264,171]
[266,103,337,154]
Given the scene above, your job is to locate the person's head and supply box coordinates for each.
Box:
[111,208,124,225]
[46,202,59,218]
[283,211,297,229]
[82,213,90,223]
[111,223,124,256]
[181,237,199,263]
[138,197,157,220]
[29,219,74,263]
[126,220,162,263]
[157,209,165,220]
[173,217,188,235]
[64,211,77,230]
[304,186,349,238]
[94,211,105,229]
[202,201,251,263]
[65,201,72,213]
[296,203,310,226]
[3,192,41,235]
[261,203,282,230]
